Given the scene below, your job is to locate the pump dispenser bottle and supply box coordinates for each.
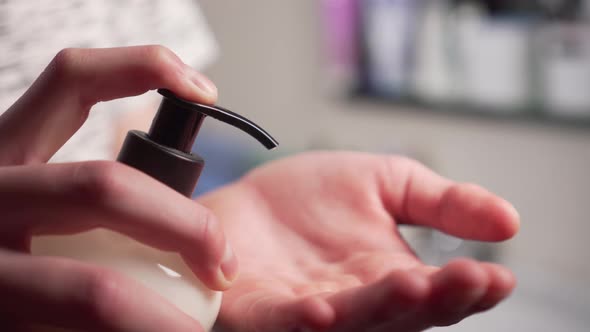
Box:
[31,89,278,331]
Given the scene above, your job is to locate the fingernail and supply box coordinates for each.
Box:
[219,242,238,285]
[187,68,217,98]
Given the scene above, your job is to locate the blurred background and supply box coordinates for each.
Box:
[1,0,586,331]
[194,1,590,331]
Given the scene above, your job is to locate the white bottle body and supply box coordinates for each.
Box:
[31,230,222,331]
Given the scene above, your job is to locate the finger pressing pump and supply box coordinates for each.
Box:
[32,89,278,331]
[118,88,278,197]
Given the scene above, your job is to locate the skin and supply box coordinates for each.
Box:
[0,46,236,332]
[202,153,519,332]
[0,46,519,332]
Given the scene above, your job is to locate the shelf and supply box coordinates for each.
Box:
[350,91,590,131]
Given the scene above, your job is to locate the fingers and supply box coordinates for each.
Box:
[413,259,514,329]
[426,259,490,326]
[321,259,514,332]
[0,249,202,332]
[386,157,520,241]
[470,262,517,313]
[325,271,430,332]
[0,161,237,290]
[0,45,217,165]
[241,293,335,332]
[289,296,336,330]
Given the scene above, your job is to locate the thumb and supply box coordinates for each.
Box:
[386,157,520,242]
[0,45,217,166]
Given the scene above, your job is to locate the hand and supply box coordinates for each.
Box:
[0,46,238,332]
[200,152,520,332]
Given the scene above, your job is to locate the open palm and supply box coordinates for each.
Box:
[199,152,519,332]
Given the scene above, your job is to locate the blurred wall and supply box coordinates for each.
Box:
[199,1,590,283]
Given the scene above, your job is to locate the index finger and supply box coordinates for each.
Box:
[0,45,217,166]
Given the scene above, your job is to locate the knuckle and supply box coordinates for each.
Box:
[143,44,175,61]
[381,155,421,212]
[141,45,183,81]
[390,155,421,170]
[70,161,131,204]
[193,208,223,258]
[382,155,421,187]
[49,48,98,110]
[383,270,408,286]
[50,48,82,79]
[77,268,125,323]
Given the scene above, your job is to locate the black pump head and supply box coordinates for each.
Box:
[117,89,279,197]
[149,89,278,153]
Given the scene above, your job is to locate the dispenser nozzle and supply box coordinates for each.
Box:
[150,89,278,152]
